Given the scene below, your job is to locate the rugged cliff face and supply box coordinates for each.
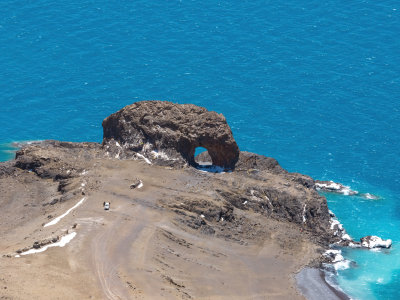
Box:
[102,100,240,169]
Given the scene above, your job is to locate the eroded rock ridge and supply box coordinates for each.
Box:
[102,101,240,169]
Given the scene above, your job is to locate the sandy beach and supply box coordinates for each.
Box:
[296,268,350,300]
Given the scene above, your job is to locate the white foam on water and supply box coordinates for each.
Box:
[330,218,340,230]
[362,193,379,200]
[15,232,77,257]
[334,259,351,271]
[316,181,342,191]
[324,249,344,262]
[342,233,352,241]
[316,181,358,195]
[44,197,86,227]
[197,165,225,173]
[361,236,392,249]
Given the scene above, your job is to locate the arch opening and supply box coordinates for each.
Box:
[194,147,209,164]
[193,146,225,173]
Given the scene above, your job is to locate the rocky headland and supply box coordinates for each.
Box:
[0,101,386,299]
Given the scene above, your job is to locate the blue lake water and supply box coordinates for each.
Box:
[1,1,399,298]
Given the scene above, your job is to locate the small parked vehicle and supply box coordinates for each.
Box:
[103,202,110,210]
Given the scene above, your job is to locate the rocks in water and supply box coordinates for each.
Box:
[360,193,380,200]
[322,249,353,271]
[360,235,392,249]
[315,180,358,196]
[102,101,240,169]
[330,215,352,242]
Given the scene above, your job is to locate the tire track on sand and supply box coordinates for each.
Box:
[92,217,127,300]
[91,204,153,299]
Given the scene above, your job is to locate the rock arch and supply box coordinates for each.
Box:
[102,101,240,169]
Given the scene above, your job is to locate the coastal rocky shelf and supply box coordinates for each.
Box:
[0,101,390,299]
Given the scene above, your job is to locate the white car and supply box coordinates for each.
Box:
[104,202,110,210]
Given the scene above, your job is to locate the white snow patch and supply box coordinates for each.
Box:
[44,197,86,227]
[250,190,262,202]
[264,195,273,208]
[143,142,152,151]
[137,180,143,189]
[136,153,152,165]
[302,204,307,223]
[15,232,77,257]
[150,150,177,161]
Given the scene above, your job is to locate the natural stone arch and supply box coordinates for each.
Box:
[102,101,240,169]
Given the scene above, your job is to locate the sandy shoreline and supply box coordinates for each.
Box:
[296,267,350,300]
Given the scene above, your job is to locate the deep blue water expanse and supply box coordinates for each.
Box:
[1,1,399,298]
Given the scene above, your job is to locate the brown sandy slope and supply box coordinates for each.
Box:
[0,144,329,299]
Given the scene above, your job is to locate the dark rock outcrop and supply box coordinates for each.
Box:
[315,180,358,196]
[102,101,240,169]
[360,235,392,249]
[14,140,102,180]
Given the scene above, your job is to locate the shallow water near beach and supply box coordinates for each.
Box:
[1,0,399,298]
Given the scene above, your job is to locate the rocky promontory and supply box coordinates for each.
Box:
[102,101,240,169]
[0,101,346,299]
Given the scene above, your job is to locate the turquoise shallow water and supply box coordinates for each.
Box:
[1,1,399,298]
